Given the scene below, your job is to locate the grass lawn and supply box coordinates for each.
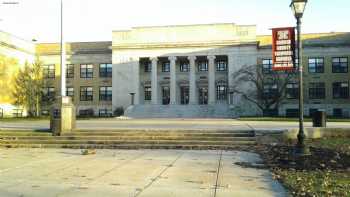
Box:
[257,137,350,196]
[239,116,350,122]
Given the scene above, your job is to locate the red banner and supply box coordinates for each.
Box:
[272,27,296,71]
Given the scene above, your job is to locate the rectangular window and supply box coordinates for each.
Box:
[42,87,55,101]
[66,64,74,78]
[309,108,318,117]
[216,85,227,100]
[333,82,349,99]
[309,82,325,99]
[198,60,208,72]
[286,83,299,99]
[80,64,93,78]
[144,62,152,72]
[333,108,343,118]
[80,86,93,101]
[286,109,299,117]
[66,87,74,100]
[99,109,113,117]
[308,58,324,73]
[332,57,348,73]
[162,62,170,72]
[99,86,112,101]
[144,86,151,101]
[263,84,278,99]
[99,63,112,78]
[262,59,273,74]
[216,60,227,71]
[180,62,189,72]
[43,64,55,78]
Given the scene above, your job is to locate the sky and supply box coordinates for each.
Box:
[0,0,349,43]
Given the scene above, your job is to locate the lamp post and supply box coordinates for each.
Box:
[290,0,310,155]
[60,0,66,97]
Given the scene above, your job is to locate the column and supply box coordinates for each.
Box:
[208,55,216,104]
[169,56,177,104]
[188,56,197,104]
[151,57,158,105]
[133,57,140,105]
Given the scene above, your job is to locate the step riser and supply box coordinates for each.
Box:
[0,143,256,149]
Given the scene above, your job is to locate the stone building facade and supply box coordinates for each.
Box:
[1,23,350,118]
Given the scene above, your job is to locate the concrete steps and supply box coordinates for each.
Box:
[0,129,256,149]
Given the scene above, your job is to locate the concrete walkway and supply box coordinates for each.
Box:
[1,118,350,131]
[0,149,286,197]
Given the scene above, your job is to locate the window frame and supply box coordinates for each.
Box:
[80,86,93,101]
[43,64,55,79]
[197,60,208,72]
[332,82,349,99]
[262,59,273,74]
[308,57,324,73]
[332,57,348,73]
[66,87,74,100]
[216,85,227,100]
[66,64,74,78]
[179,61,189,72]
[286,83,299,99]
[309,82,326,99]
[162,61,170,72]
[99,63,112,78]
[144,86,151,101]
[99,86,112,101]
[80,64,94,78]
[216,60,227,71]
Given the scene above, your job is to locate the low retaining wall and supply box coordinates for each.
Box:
[283,128,350,140]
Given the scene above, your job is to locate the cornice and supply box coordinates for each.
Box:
[0,41,35,55]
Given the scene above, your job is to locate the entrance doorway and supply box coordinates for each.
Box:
[162,86,170,105]
[198,87,208,105]
[180,86,189,105]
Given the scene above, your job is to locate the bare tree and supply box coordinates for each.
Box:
[231,64,297,115]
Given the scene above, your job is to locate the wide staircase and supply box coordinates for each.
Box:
[0,129,256,149]
[125,104,237,118]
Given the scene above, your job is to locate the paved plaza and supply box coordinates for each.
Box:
[0,149,286,197]
[1,118,350,131]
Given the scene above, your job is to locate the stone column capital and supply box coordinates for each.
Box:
[187,56,197,61]
[168,56,177,62]
[207,55,216,61]
[151,57,158,62]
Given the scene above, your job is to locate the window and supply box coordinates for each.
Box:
[99,86,112,101]
[309,82,325,99]
[286,83,299,99]
[333,108,343,118]
[180,62,189,72]
[308,58,324,73]
[332,57,348,73]
[263,84,278,99]
[162,62,170,72]
[144,62,152,72]
[66,64,74,78]
[216,60,227,71]
[144,86,151,101]
[262,59,273,74]
[80,86,93,101]
[286,109,299,117]
[42,87,55,101]
[43,64,55,78]
[80,64,93,78]
[99,63,112,78]
[333,82,349,99]
[309,108,318,117]
[216,85,227,100]
[66,87,74,100]
[99,109,113,117]
[198,60,208,71]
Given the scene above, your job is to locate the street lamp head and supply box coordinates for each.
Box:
[290,0,308,19]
